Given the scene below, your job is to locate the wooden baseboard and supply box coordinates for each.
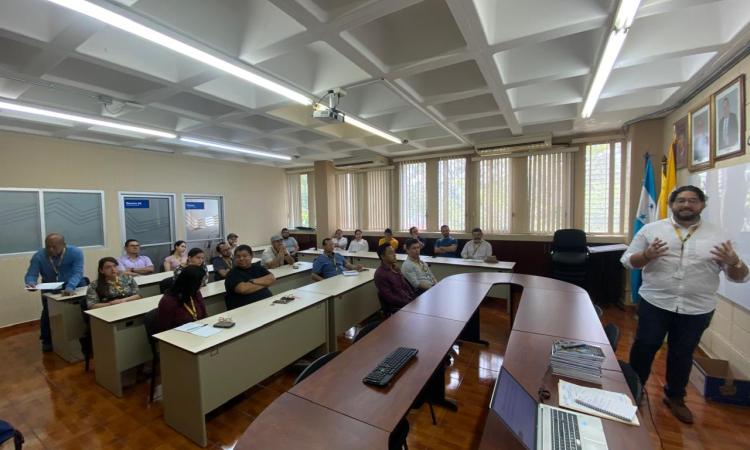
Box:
[0,319,39,338]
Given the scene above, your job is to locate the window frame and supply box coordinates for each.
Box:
[118,191,176,251]
[181,193,225,247]
[583,139,629,235]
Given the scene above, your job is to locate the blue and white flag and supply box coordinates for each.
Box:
[631,155,657,303]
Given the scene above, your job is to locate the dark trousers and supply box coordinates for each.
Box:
[628,299,713,399]
[40,295,51,346]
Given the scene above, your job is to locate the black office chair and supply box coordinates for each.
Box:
[158,277,174,294]
[353,320,381,343]
[377,292,401,317]
[604,323,620,352]
[294,351,409,450]
[143,308,160,403]
[550,229,589,287]
[76,277,92,372]
[619,360,644,406]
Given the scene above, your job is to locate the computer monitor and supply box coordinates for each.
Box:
[491,367,538,450]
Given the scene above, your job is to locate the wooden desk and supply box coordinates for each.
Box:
[235,393,389,450]
[156,289,331,447]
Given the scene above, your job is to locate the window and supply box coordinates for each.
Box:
[336,172,361,230]
[120,193,175,267]
[287,173,314,228]
[528,152,572,233]
[438,158,466,231]
[367,169,391,231]
[584,141,629,234]
[0,189,104,255]
[478,157,512,233]
[184,195,224,256]
[399,161,427,230]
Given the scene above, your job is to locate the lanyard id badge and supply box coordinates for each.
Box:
[672,222,699,279]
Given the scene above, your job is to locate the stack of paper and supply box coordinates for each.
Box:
[550,340,605,384]
[558,380,639,426]
[174,322,223,337]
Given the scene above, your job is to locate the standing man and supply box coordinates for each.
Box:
[117,239,155,276]
[621,186,749,423]
[311,238,363,281]
[261,235,295,269]
[280,228,299,257]
[718,97,739,149]
[461,228,493,259]
[401,238,438,294]
[24,233,85,352]
[434,225,458,258]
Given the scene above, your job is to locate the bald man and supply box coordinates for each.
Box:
[24,233,85,352]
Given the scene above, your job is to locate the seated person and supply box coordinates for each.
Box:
[434,225,459,258]
[461,227,493,260]
[261,235,295,269]
[227,233,240,253]
[163,240,187,271]
[311,238,363,281]
[401,238,438,294]
[331,229,348,251]
[224,245,276,310]
[378,228,399,251]
[211,241,233,281]
[86,257,141,309]
[281,228,299,257]
[405,226,426,252]
[348,229,369,252]
[117,239,154,276]
[157,265,207,332]
[374,243,416,309]
[174,247,209,286]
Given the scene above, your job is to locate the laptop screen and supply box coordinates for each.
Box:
[491,367,537,450]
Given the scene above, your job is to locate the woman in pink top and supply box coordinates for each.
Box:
[163,240,187,271]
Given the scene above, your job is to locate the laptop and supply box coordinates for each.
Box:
[491,367,608,450]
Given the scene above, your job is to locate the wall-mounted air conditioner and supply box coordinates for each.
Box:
[475,133,552,156]
[333,155,389,170]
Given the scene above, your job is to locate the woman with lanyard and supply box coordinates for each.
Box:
[85,257,141,309]
[157,265,207,332]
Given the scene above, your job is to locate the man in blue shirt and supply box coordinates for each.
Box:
[311,238,363,281]
[434,225,459,258]
[24,233,85,352]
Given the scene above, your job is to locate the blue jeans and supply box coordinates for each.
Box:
[628,299,713,399]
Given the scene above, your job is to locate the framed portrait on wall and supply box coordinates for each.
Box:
[689,101,713,172]
[673,115,688,169]
[713,74,745,160]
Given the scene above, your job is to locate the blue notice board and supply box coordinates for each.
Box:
[124,199,150,208]
[185,202,205,210]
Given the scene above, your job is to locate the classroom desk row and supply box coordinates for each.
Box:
[234,273,652,450]
[83,262,313,397]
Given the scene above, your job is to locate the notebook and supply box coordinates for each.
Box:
[558,380,639,426]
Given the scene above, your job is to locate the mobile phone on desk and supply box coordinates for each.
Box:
[273,295,296,305]
[214,317,235,328]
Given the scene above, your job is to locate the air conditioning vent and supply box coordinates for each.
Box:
[333,155,389,170]
[475,133,552,156]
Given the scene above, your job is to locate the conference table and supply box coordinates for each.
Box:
[235,272,653,450]
[85,262,312,397]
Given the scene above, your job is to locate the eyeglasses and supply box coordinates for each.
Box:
[673,198,702,205]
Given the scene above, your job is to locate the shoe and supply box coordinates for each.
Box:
[663,397,693,424]
[42,343,53,353]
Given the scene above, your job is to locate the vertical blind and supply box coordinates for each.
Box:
[478,157,511,233]
[399,161,427,230]
[528,152,572,233]
[336,172,360,230]
[584,142,628,234]
[367,169,391,231]
[438,157,466,231]
[287,173,313,228]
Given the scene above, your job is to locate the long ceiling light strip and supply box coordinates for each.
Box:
[581,0,642,118]
[0,99,177,138]
[46,0,312,106]
[344,114,404,144]
[180,137,292,161]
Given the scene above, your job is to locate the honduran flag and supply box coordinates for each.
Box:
[631,154,657,303]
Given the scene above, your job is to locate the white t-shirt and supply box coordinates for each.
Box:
[332,237,348,251]
[348,239,369,252]
[461,240,493,259]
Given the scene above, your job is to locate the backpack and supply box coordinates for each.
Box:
[0,420,23,450]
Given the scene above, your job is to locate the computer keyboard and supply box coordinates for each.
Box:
[362,347,418,387]
[551,408,582,450]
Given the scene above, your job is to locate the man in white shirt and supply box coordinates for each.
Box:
[621,185,749,424]
[347,229,369,253]
[261,235,295,269]
[331,229,348,252]
[461,227,493,259]
[401,238,437,294]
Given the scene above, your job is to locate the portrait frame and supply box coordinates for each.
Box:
[713,74,745,161]
[688,100,713,172]
[673,115,688,169]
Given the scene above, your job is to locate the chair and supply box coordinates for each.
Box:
[158,277,174,294]
[550,229,589,287]
[293,351,409,450]
[353,320,381,343]
[143,308,160,403]
[377,292,401,317]
[604,323,620,352]
[619,360,644,405]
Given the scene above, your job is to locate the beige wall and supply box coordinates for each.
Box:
[0,131,287,327]
[661,53,750,377]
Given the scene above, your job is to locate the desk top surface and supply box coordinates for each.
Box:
[299,249,516,270]
[400,278,494,322]
[295,269,375,296]
[235,393,389,450]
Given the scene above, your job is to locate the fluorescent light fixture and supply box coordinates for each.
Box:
[180,137,292,161]
[581,0,641,118]
[343,114,403,144]
[46,0,312,106]
[0,99,176,138]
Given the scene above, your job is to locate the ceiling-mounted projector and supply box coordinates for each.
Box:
[313,107,344,123]
[313,88,347,123]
